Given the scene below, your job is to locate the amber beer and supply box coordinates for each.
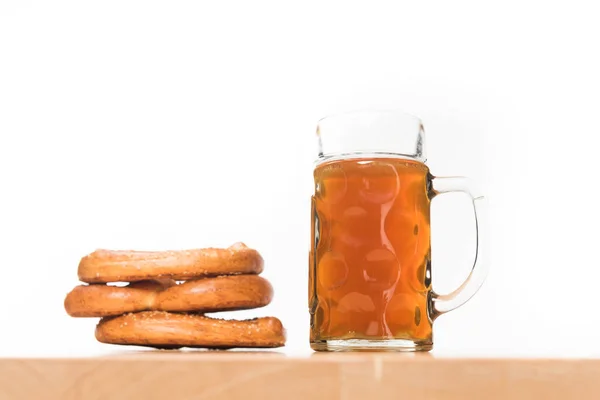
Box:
[310,110,486,352]
[310,157,433,348]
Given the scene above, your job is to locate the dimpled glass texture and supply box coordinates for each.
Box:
[309,157,433,350]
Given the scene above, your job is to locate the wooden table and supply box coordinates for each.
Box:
[1,352,598,399]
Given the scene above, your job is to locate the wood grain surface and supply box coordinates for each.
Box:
[0,353,598,399]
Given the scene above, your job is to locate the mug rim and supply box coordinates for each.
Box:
[317,108,423,125]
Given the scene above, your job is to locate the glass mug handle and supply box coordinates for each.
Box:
[430,176,488,316]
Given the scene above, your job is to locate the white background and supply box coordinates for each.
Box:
[1,0,599,357]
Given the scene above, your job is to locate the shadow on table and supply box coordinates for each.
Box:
[97,348,286,359]
[309,351,435,360]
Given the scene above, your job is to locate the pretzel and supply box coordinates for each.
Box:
[64,275,274,317]
[78,242,264,283]
[95,311,286,348]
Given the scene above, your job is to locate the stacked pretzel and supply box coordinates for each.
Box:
[64,243,285,349]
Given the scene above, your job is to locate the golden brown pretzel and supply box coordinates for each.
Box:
[63,279,174,317]
[95,311,286,348]
[64,275,273,317]
[78,242,263,283]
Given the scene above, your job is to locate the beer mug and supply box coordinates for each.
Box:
[309,110,487,351]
